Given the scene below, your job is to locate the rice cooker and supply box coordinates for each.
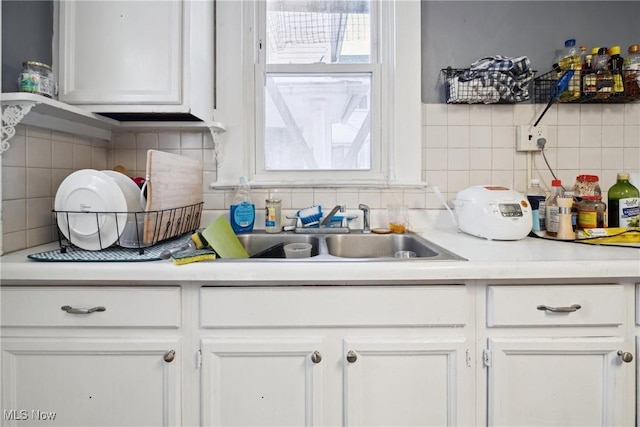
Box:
[454,185,533,240]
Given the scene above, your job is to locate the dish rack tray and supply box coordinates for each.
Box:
[53,202,203,254]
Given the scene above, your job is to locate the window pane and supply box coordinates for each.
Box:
[266,0,371,64]
[264,73,371,171]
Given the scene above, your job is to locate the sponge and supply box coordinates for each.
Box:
[171,248,217,265]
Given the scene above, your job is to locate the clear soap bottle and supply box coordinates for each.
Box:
[229,177,255,234]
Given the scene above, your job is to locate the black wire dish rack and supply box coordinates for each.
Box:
[52,202,203,255]
[534,69,640,103]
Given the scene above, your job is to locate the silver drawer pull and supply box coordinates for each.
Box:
[536,304,581,313]
[61,305,106,314]
[346,350,358,363]
[311,351,322,364]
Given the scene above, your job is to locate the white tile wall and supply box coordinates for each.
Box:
[1,125,110,253]
[3,102,640,253]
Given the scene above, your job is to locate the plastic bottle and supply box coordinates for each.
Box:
[607,173,640,228]
[545,179,564,237]
[229,177,255,234]
[593,47,613,99]
[623,44,640,98]
[608,45,625,97]
[557,39,581,101]
[526,178,546,232]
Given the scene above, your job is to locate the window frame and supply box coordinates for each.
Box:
[212,0,423,189]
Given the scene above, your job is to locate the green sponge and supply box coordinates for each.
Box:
[171,248,216,265]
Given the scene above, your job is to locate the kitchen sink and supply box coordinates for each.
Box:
[324,233,462,260]
[235,231,465,261]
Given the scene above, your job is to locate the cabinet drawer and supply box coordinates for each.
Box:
[487,284,624,327]
[200,285,467,328]
[636,283,640,326]
[1,286,181,328]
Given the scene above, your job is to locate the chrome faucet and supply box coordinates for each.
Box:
[358,204,371,233]
[320,204,346,227]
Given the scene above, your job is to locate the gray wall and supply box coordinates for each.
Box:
[421,1,640,103]
[2,0,53,92]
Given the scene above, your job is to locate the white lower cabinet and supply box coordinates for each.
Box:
[486,337,628,426]
[198,285,474,426]
[0,286,182,427]
[482,283,635,427]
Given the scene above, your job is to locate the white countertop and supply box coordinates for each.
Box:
[2,211,639,284]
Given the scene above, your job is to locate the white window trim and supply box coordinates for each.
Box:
[211,0,423,189]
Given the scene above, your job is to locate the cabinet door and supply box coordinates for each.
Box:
[201,337,324,427]
[1,337,181,427]
[343,337,474,426]
[58,0,182,104]
[487,337,632,427]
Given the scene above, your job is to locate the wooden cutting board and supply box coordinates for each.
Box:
[143,150,203,243]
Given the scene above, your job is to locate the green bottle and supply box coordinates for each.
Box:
[607,173,640,228]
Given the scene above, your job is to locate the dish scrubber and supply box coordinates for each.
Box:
[171,248,217,265]
[296,205,322,226]
[159,231,209,260]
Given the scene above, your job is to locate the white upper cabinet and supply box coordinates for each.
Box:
[57,0,214,121]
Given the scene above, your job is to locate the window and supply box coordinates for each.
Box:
[260,1,374,172]
[213,0,422,188]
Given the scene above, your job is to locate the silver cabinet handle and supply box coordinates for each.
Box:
[346,350,358,363]
[311,351,322,364]
[617,351,633,363]
[164,350,175,363]
[536,304,581,313]
[61,305,106,314]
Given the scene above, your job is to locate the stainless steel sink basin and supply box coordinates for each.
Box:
[235,231,464,261]
[325,233,463,260]
[236,233,321,258]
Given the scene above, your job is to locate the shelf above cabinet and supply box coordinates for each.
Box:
[1,92,225,155]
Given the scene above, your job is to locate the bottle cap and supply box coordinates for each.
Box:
[629,44,640,54]
[576,174,599,182]
[579,45,588,52]
[597,47,609,56]
[609,45,621,56]
[591,47,600,55]
[617,173,630,180]
[564,39,576,47]
[552,179,562,186]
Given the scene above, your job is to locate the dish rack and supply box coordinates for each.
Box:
[534,70,640,103]
[53,202,203,254]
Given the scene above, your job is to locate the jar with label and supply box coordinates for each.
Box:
[18,61,55,98]
[572,174,601,197]
[576,196,606,229]
[265,198,282,233]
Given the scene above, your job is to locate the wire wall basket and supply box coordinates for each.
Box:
[53,202,203,254]
[442,67,535,104]
[534,70,640,103]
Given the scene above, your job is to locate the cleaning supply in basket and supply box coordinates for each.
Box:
[230,177,255,234]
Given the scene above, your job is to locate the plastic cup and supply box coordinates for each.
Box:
[284,242,312,258]
[387,206,408,233]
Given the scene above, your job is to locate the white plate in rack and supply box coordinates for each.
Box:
[101,170,149,248]
[54,169,128,250]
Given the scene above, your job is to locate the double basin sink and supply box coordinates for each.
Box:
[236,231,465,261]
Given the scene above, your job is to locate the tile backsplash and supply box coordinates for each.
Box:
[2,102,639,254]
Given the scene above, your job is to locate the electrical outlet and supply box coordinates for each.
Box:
[516,125,545,152]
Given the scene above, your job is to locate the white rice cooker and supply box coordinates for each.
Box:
[454,185,533,240]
